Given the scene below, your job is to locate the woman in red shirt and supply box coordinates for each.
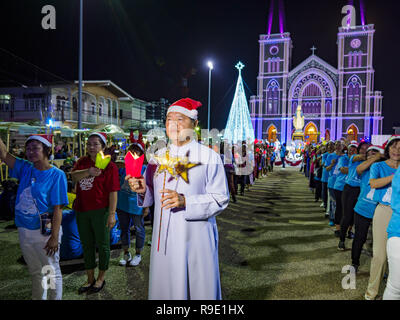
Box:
[71,132,120,294]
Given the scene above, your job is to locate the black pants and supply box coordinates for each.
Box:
[333,189,343,225]
[322,182,328,209]
[315,180,322,201]
[339,184,360,242]
[234,175,245,195]
[351,213,372,266]
[309,172,316,188]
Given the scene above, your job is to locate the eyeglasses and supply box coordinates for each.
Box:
[26,147,42,153]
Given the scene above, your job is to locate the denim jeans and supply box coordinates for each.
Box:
[328,188,336,221]
[117,209,145,251]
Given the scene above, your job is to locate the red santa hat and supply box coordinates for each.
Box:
[348,140,358,148]
[26,134,53,147]
[89,132,107,145]
[383,135,400,151]
[166,98,202,120]
[130,132,145,152]
[367,145,384,154]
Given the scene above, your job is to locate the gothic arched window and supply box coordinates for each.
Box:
[346,76,361,113]
[353,83,360,113]
[265,81,279,115]
[326,101,332,114]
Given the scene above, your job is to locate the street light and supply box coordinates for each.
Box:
[207,61,213,132]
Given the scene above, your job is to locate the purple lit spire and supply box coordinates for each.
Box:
[360,0,366,25]
[278,0,285,34]
[267,0,274,35]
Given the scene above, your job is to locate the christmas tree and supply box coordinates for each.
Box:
[223,62,255,144]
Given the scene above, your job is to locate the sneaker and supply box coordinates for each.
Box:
[329,220,335,226]
[347,231,355,239]
[320,203,325,208]
[129,254,142,266]
[334,230,340,238]
[119,252,132,266]
[351,264,359,273]
[324,213,329,219]
[338,241,345,251]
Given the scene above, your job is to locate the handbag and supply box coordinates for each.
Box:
[31,176,53,236]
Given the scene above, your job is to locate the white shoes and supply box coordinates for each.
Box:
[129,254,142,266]
[119,252,132,266]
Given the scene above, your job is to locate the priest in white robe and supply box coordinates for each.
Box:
[128,98,230,300]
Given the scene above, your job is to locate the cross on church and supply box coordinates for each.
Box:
[235,61,245,72]
[310,46,317,55]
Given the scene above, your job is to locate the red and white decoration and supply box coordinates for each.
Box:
[167,98,202,120]
[26,134,53,147]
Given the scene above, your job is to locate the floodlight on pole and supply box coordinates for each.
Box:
[207,61,213,132]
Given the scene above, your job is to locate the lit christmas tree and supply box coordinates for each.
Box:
[223,61,255,144]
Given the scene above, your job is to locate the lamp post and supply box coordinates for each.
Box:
[78,0,83,130]
[207,61,213,133]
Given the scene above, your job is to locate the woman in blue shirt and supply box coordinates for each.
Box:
[338,141,370,250]
[325,141,345,226]
[351,146,385,272]
[0,134,68,300]
[332,141,358,236]
[383,165,400,300]
[365,136,400,300]
[321,142,334,214]
[313,147,323,202]
[117,142,148,267]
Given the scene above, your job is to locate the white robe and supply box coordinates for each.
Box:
[138,139,229,300]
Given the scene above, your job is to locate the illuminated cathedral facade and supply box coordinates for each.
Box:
[250,13,384,144]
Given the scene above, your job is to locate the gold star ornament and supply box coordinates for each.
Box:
[153,150,200,184]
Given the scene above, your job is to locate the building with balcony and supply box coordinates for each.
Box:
[0,80,148,130]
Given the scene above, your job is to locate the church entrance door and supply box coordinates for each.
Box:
[347,125,358,142]
[304,122,318,144]
[267,125,277,143]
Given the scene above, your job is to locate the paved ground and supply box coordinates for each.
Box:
[0,167,383,300]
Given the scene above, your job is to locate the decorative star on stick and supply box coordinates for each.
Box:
[153,150,200,184]
[173,151,200,183]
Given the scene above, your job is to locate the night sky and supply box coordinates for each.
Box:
[1,0,399,133]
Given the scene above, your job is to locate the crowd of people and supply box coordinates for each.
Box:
[218,140,278,203]
[1,97,399,301]
[301,136,400,300]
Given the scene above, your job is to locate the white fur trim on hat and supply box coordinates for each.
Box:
[167,105,198,120]
[367,146,384,154]
[89,132,107,145]
[26,135,52,147]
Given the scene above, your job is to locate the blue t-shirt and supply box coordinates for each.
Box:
[11,158,69,230]
[117,165,147,214]
[327,153,341,189]
[370,161,397,206]
[321,152,331,183]
[387,167,400,239]
[333,155,349,191]
[354,169,378,219]
[345,154,362,187]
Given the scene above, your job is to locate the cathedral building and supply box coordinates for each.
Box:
[250,7,384,144]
